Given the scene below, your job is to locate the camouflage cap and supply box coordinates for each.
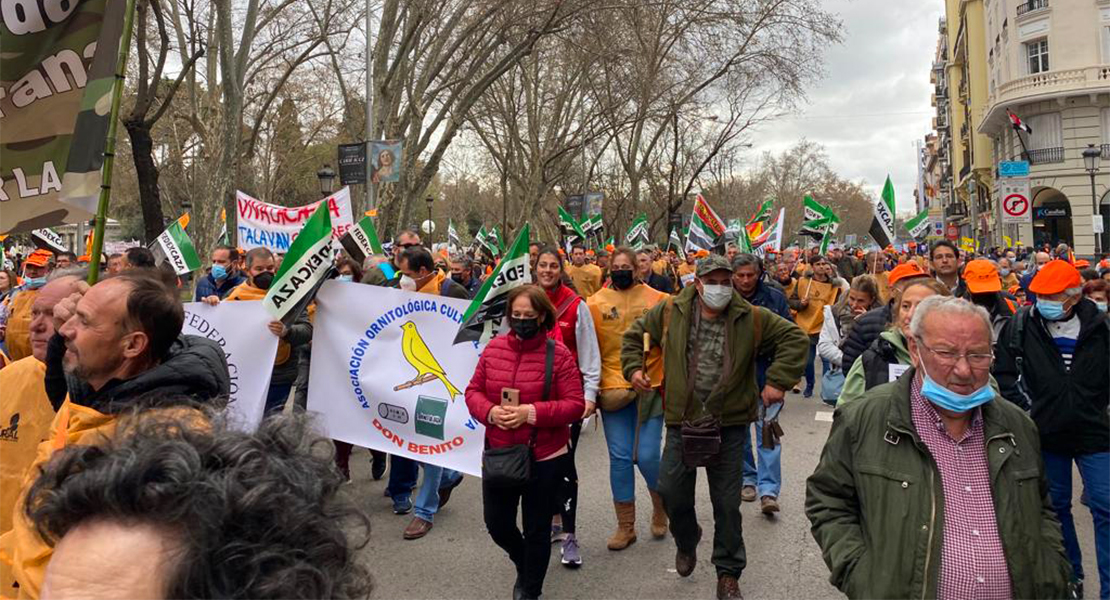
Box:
[696,254,732,277]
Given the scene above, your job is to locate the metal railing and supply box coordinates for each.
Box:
[1023,147,1064,164]
[1102,143,1110,160]
[1017,0,1048,17]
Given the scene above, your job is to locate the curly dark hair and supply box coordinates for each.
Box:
[25,410,372,599]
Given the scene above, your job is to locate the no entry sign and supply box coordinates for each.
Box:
[999,179,1032,224]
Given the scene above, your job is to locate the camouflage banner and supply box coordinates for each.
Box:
[1,0,127,234]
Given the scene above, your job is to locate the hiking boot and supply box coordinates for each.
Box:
[648,490,668,539]
[402,517,433,540]
[741,485,757,503]
[675,525,701,577]
[606,501,637,550]
[560,534,582,568]
[761,496,780,515]
[716,575,742,599]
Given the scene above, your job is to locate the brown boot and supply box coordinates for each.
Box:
[648,490,668,539]
[607,501,637,550]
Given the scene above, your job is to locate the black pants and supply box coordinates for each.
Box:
[483,454,569,598]
[658,425,747,578]
[557,420,583,533]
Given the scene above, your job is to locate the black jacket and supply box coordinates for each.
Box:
[46,333,231,413]
[839,304,892,374]
[992,300,1109,456]
[644,271,674,294]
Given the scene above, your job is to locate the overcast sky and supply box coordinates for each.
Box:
[745,0,943,216]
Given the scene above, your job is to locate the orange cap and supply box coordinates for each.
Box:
[1029,260,1082,295]
[77,254,91,263]
[888,261,927,285]
[694,249,709,258]
[25,249,52,267]
[1074,259,1090,268]
[962,259,1001,294]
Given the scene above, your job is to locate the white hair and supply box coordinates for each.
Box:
[1064,286,1082,297]
[909,295,992,341]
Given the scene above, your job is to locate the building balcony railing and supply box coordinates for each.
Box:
[945,202,967,219]
[1102,144,1110,160]
[1022,147,1064,164]
[1016,0,1048,17]
[982,66,1110,132]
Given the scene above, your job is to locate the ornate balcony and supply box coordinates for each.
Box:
[1016,0,1048,17]
[981,66,1110,133]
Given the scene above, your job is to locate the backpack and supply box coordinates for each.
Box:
[1004,304,1110,411]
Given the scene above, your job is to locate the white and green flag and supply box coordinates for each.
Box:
[339,215,385,265]
[904,208,931,239]
[455,224,531,344]
[746,199,773,226]
[667,228,686,258]
[686,194,726,252]
[490,226,506,257]
[263,201,335,322]
[625,214,650,249]
[151,221,202,275]
[800,195,840,239]
[448,220,462,253]
[869,175,897,248]
[558,206,588,242]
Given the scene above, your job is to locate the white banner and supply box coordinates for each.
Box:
[308,282,487,476]
[182,301,279,430]
[236,187,354,252]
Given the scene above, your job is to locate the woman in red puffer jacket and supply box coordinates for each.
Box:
[465,285,584,600]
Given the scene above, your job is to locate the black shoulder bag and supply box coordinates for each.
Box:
[481,339,555,487]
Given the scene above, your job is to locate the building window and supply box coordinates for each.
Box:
[1103,25,1110,63]
[1026,38,1049,74]
[1026,112,1064,163]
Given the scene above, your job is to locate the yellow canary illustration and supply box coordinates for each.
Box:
[397,321,462,400]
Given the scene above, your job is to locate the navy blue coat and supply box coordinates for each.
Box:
[194,271,247,301]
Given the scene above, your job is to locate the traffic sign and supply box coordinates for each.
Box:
[999,161,1030,178]
[946,223,958,241]
[999,178,1032,224]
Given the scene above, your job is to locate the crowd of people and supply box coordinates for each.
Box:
[0,232,1107,599]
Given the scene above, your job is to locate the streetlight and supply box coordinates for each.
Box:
[425,196,434,247]
[1082,143,1102,254]
[317,164,336,197]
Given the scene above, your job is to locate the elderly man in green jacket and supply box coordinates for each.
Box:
[621,254,807,600]
[806,295,1072,599]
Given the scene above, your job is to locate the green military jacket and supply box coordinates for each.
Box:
[805,369,1072,599]
[619,286,807,427]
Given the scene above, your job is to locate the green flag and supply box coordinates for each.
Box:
[558,206,587,241]
[339,215,385,264]
[455,224,531,344]
[625,214,649,249]
[264,201,334,322]
[490,226,506,256]
[667,228,686,258]
[150,221,201,275]
[746,199,773,226]
[869,175,896,248]
[904,208,931,239]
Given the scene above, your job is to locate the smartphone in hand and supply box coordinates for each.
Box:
[501,388,520,407]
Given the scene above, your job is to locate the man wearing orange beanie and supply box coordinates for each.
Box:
[993,259,1109,599]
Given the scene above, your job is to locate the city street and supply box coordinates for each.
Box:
[343,388,1099,599]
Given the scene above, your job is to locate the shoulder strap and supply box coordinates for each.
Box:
[555,294,579,319]
[752,305,763,350]
[542,338,555,402]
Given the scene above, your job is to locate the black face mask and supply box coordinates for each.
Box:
[509,317,541,340]
[451,272,468,285]
[253,271,275,290]
[611,269,635,290]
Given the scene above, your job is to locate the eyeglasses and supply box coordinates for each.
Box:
[915,338,993,369]
[397,243,421,249]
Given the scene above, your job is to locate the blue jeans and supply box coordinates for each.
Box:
[601,401,663,502]
[1043,450,1110,599]
[387,455,419,500]
[413,463,462,522]
[741,421,781,498]
[263,382,293,415]
[802,337,829,393]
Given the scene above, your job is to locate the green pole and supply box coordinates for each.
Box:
[86,0,139,286]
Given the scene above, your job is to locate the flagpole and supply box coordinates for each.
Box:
[87,0,139,286]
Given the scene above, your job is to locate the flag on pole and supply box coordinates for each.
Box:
[150,220,202,275]
[625,214,650,249]
[752,208,785,256]
[1007,110,1032,135]
[339,214,386,265]
[490,227,506,256]
[800,195,840,240]
[31,229,70,254]
[263,201,335,322]
[604,236,615,249]
[448,220,461,253]
[818,223,834,254]
[686,194,726,252]
[558,206,588,241]
[454,224,531,345]
[746,199,773,226]
[472,225,489,255]
[218,208,230,245]
[667,228,686,258]
[869,175,897,248]
[904,208,931,239]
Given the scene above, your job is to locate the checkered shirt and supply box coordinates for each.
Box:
[910,378,1012,600]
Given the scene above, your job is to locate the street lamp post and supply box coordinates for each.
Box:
[426,196,434,248]
[317,164,336,198]
[1082,144,1102,255]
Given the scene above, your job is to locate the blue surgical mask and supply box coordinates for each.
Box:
[211,264,228,280]
[999,268,1011,277]
[1096,301,1108,313]
[337,274,353,282]
[24,276,46,290]
[1036,299,1067,321]
[918,361,995,413]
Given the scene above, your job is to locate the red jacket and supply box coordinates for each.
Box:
[465,331,584,460]
[545,283,582,365]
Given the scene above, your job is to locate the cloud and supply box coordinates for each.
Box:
[747,0,943,214]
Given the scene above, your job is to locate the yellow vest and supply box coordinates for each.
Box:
[3,291,37,362]
[0,358,53,598]
[790,277,841,335]
[567,264,603,298]
[587,285,667,389]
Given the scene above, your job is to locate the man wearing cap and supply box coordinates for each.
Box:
[962,259,1018,342]
[1,250,53,361]
[838,261,929,376]
[622,254,807,599]
[993,259,1110,599]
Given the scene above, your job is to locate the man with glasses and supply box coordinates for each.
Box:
[362,230,423,286]
[807,295,1071,599]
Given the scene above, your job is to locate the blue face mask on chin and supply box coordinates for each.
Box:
[1036,299,1067,321]
[918,360,995,413]
[1096,301,1108,313]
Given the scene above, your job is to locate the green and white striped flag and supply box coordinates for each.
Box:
[339,215,385,265]
[625,213,650,249]
[455,224,531,345]
[869,175,897,248]
[746,199,774,226]
[448,220,462,253]
[263,201,335,322]
[904,208,931,239]
[490,226,506,256]
[150,220,201,275]
[800,195,840,239]
[558,206,588,241]
[668,228,686,258]
[686,194,726,252]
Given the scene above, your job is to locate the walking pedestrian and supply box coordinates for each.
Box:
[786,255,842,397]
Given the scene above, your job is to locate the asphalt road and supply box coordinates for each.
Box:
[341,389,1099,599]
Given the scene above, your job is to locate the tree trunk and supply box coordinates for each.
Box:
[126,119,166,243]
